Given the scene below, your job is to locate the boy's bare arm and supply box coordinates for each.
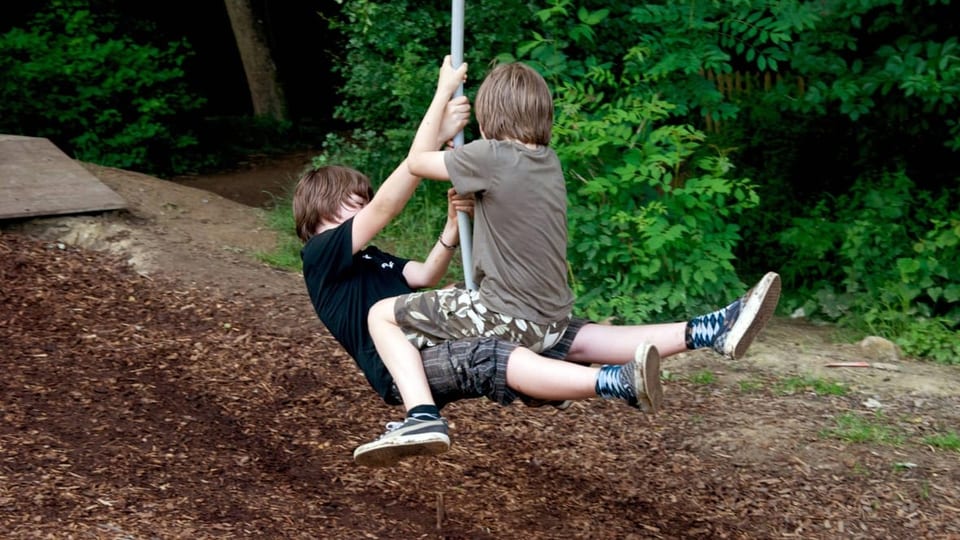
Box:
[403,188,473,288]
[350,60,467,251]
[408,56,467,181]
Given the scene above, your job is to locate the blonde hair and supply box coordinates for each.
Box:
[292,165,373,242]
[474,62,553,146]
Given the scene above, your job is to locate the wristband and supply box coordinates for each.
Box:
[438,235,458,250]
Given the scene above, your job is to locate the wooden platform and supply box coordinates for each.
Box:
[0,135,126,220]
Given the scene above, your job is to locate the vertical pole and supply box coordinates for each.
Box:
[451,0,476,290]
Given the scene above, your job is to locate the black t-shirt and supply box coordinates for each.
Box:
[300,217,411,403]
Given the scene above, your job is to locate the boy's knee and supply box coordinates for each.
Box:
[368,297,397,325]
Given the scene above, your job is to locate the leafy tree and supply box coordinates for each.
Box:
[223,0,286,122]
[0,0,204,175]
[504,3,759,321]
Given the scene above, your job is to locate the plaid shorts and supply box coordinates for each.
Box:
[387,318,588,408]
[394,288,569,353]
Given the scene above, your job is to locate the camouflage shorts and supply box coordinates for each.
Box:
[393,288,569,353]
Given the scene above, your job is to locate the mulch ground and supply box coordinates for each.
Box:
[2,230,959,539]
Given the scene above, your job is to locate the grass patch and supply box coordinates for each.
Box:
[689,370,716,385]
[259,193,301,271]
[776,375,847,396]
[923,431,960,451]
[737,378,765,393]
[255,236,302,270]
[822,412,904,445]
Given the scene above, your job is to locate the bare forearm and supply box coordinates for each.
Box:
[410,89,453,158]
[365,158,419,221]
[405,221,459,288]
[418,223,460,287]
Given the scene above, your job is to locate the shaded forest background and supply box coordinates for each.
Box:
[0,0,343,169]
[1,0,958,363]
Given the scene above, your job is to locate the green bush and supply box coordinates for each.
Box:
[779,172,960,363]
[509,3,758,322]
[0,0,204,175]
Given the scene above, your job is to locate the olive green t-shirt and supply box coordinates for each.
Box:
[444,139,574,324]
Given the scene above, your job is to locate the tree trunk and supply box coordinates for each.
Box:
[223,0,287,121]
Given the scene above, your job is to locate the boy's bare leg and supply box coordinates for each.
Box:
[565,322,687,364]
[357,298,448,467]
[565,272,782,365]
[506,348,598,400]
[368,299,437,408]
[505,344,663,413]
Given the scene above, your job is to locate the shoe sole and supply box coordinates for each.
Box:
[634,343,663,414]
[520,397,573,410]
[353,432,450,467]
[725,272,782,359]
[552,400,573,410]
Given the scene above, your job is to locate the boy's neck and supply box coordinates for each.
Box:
[503,137,541,150]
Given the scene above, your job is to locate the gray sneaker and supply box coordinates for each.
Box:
[713,272,782,359]
[353,417,450,467]
[624,342,663,414]
[519,396,573,410]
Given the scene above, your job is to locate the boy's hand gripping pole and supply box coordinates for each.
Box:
[451,0,476,290]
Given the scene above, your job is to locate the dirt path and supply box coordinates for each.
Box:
[2,162,958,538]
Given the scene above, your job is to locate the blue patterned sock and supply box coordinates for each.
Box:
[595,365,633,401]
[686,297,741,349]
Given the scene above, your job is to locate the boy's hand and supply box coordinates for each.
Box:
[446,188,474,224]
[437,55,467,99]
[438,95,470,148]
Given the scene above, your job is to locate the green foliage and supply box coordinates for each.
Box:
[317,0,960,357]
[622,3,960,354]
[514,2,757,322]
[0,0,204,175]
[779,172,960,363]
[257,198,303,271]
[557,88,757,321]
[330,0,535,135]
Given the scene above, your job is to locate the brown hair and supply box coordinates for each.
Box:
[292,165,373,242]
[474,62,553,146]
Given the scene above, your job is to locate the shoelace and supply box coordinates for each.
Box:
[380,421,403,437]
[367,421,405,442]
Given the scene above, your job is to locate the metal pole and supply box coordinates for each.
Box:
[451,0,475,290]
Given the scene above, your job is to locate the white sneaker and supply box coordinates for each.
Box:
[628,342,663,414]
[714,272,782,359]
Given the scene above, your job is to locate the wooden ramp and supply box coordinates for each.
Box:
[0,135,126,219]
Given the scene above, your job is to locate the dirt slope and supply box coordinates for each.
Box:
[2,163,958,539]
